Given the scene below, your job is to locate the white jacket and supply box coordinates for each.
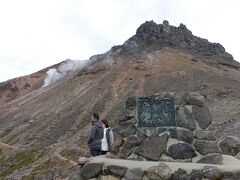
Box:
[101,128,114,151]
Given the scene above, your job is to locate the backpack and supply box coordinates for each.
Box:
[106,128,113,149]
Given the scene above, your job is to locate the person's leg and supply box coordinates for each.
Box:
[97,149,102,156]
[101,151,108,155]
[90,148,98,156]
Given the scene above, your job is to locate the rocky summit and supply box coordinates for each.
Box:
[1,20,240,179]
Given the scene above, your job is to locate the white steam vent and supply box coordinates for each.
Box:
[43,59,88,87]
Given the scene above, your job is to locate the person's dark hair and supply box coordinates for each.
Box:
[101,119,110,128]
[92,113,99,121]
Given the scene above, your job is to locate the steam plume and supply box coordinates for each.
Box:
[43,59,87,87]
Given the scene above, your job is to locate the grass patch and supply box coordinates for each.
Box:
[0,128,12,139]
[31,156,70,177]
[3,134,18,144]
[60,149,78,160]
[0,149,44,179]
[60,147,88,161]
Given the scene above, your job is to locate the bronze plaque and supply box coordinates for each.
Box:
[137,98,176,127]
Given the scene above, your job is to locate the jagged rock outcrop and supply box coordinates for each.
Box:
[119,20,239,69]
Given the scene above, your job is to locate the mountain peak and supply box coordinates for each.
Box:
[119,20,239,68]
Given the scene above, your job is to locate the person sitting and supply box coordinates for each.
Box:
[101,119,114,155]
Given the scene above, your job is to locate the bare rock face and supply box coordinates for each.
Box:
[135,134,169,160]
[218,136,240,156]
[122,20,239,68]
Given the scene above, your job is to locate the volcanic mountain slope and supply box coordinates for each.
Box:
[1,20,240,179]
[0,61,64,107]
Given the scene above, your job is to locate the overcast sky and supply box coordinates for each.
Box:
[0,0,239,82]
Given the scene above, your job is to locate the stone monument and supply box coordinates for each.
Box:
[111,92,222,163]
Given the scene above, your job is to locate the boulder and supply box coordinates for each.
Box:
[196,153,223,165]
[115,122,137,138]
[170,168,189,180]
[67,166,81,180]
[201,166,221,179]
[80,163,102,179]
[124,168,144,180]
[186,92,205,107]
[77,157,89,166]
[99,175,120,180]
[135,134,169,160]
[218,136,240,156]
[125,97,137,107]
[174,91,187,105]
[118,136,140,158]
[110,135,124,154]
[136,127,160,137]
[145,163,171,180]
[192,105,212,130]
[175,106,196,130]
[189,169,202,180]
[194,141,221,155]
[136,129,148,142]
[125,97,137,118]
[169,128,194,144]
[194,130,216,141]
[125,106,136,119]
[167,143,197,160]
[221,170,240,179]
[108,165,127,177]
[157,127,167,134]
